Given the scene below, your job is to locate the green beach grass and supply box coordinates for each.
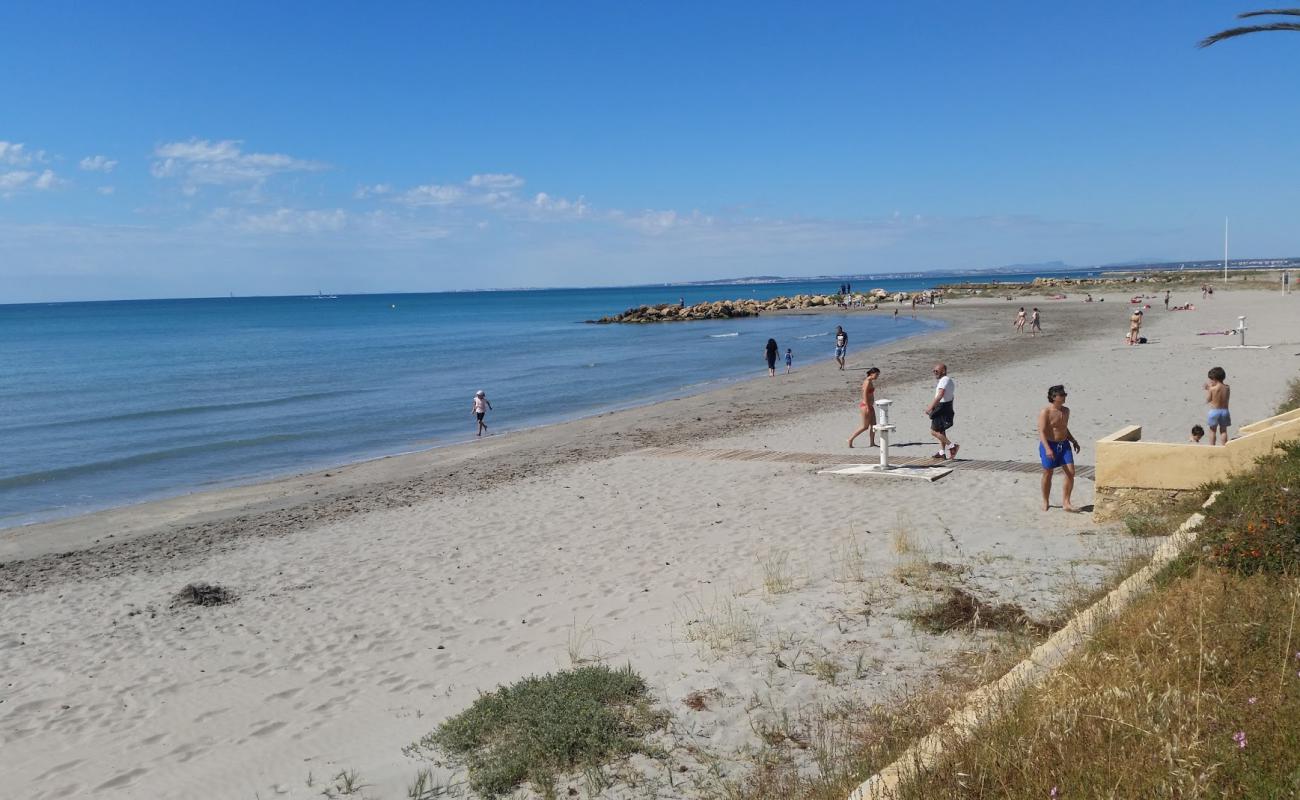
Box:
[406,664,665,799]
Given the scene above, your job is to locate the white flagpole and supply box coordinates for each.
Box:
[1223,217,1229,282]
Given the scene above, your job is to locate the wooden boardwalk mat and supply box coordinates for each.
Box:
[634,446,1095,480]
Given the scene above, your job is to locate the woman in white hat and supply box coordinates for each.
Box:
[472,390,493,436]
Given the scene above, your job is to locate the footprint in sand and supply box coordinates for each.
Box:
[35,760,83,781]
[264,687,302,702]
[94,767,149,791]
[249,720,288,738]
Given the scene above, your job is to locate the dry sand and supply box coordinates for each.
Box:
[3,285,1297,799]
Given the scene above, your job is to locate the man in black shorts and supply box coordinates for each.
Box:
[923,363,959,459]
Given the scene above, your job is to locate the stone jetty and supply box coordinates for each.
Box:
[587,293,848,324]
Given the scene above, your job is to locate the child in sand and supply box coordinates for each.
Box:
[847,367,881,448]
[1037,384,1081,512]
[1204,366,1231,445]
[784,347,793,374]
[1189,424,1204,443]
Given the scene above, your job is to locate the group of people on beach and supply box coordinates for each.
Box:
[846,361,960,461]
[834,310,1234,511]
[1013,307,1042,336]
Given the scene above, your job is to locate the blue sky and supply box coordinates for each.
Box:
[2,1,1297,302]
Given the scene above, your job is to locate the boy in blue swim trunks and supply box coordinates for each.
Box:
[1037,384,1081,512]
[1204,366,1231,445]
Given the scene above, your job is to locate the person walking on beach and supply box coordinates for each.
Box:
[924,363,959,460]
[784,347,793,374]
[1014,307,1026,333]
[1205,366,1231,445]
[834,326,848,370]
[847,367,881,448]
[472,390,493,437]
[1029,308,1042,336]
[1164,290,1170,310]
[765,338,779,377]
[1127,308,1142,345]
[1037,384,1081,512]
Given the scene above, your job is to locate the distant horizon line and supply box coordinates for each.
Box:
[7,256,1298,307]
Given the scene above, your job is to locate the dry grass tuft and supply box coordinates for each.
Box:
[759,549,797,595]
[173,582,235,607]
[910,587,1058,636]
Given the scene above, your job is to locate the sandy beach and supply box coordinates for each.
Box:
[3,286,1298,799]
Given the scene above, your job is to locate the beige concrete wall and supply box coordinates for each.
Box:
[1095,408,1300,491]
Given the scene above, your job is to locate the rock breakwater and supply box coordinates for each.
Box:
[586,294,844,324]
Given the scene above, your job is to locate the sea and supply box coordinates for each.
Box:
[0,271,1103,528]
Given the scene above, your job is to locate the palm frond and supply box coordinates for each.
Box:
[1236,8,1300,19]
[1200,21,1300,47]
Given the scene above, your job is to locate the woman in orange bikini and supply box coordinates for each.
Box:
[847,367,881,448]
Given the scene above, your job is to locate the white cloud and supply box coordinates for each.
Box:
[151,138,326,190]
[0,141,45,166]
[98,186,116,195]
[0,171,34,192]
[616,208,714,234]
[468,173,524,190]
[354,183,393,199]
[532,191,590,218]
[79,155,119,173]
[212,207,349,234]
[396,183,466,207]
[0,168,61,196]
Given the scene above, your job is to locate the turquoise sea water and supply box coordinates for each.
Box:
[0,273,1098,528]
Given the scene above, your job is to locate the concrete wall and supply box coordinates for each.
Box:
[1095,408,1300,491]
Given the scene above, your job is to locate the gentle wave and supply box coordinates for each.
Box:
[797,332,830,339]
[708,332,739,338]
[0,390,370,435]
[0,433,314,490]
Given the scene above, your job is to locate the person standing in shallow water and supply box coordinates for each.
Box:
[764,338,779,377]
[472,390,493,437]
[1037,384,1080,512]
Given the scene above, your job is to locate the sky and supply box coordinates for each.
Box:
[2,1,1298,302]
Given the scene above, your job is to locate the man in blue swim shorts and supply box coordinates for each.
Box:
[1037,384,1081,512]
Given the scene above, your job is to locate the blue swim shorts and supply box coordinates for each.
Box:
[1039,440,1074,470]
[835,345,846,357]
[1207,408,1232,429]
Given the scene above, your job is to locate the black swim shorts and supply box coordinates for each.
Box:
[929,402,954,432]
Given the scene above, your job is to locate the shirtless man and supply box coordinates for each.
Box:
[1204,366,1231,445]
[1014,307,1026,333]
[1037,384,1081,511]
[1029,307,1042,337]
[847,367,881,448]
